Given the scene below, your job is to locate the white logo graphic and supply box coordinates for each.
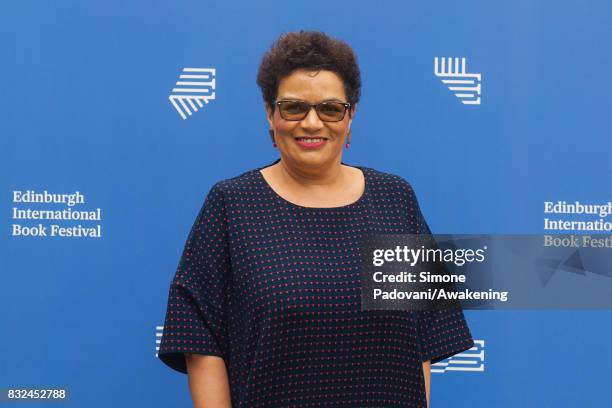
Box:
[169,68,216,120]
[434,57,481,105]
[155,325,164,357]
[432,339,485,373]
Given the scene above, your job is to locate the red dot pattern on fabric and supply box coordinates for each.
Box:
[159,160,474,407]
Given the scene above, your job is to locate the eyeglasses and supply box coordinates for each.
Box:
[275,100,351,122]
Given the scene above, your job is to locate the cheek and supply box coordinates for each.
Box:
[276,123,295,135]
[330,123,349,138]
[273,116,297,135]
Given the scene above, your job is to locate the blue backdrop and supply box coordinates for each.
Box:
[2,1,611,407]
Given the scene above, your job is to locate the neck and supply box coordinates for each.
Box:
[276,158,345,189]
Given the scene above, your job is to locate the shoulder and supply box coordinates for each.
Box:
[201,167,264,210]
[359,165,419,200]
[192,168,261,227]
[362,166,431,233]
[204,167,260,195]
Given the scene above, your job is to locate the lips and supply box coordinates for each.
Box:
[294,137,328,149]
[294,137,327,143]
[294,137,328,141]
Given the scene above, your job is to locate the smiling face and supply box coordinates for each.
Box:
[266,69,356,172]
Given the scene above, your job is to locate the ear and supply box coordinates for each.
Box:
[265,104,275,129]
[348,103,357,126]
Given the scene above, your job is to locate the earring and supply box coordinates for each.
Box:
[345,129,351,149]
[269,129,277,148]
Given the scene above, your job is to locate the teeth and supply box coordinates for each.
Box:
[297,138,325,143]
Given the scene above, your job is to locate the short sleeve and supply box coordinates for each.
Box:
[415,308,474,364]
[397,176,432,236]
[158,182,231,374]
[400,177,475,364]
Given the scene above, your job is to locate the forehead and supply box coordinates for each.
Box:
[277,69,346,101]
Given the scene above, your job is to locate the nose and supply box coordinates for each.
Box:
[300,106,324,132]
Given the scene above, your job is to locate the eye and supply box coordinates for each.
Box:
[282,101,308,114]
[319,103,344,114]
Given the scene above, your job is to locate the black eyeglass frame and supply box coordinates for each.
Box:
[274,99,352,122]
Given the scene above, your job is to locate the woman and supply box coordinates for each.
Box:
[158,31,474,408]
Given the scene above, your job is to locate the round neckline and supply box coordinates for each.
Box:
[256,159,369,210]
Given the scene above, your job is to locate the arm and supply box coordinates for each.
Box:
[185,354,232,408]
[422,360,431,408]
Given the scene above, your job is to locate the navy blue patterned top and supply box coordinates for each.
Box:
[158,160,474,407]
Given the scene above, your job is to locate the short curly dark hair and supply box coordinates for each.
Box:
[256,31,361,112]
